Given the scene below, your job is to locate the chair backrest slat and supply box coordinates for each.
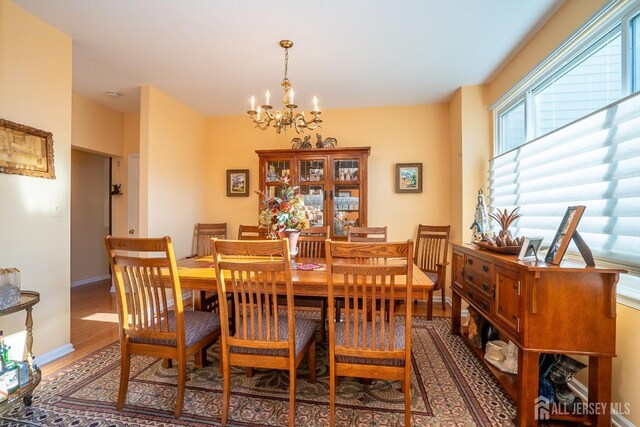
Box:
[298,226,330,258]
[237,225,271,240]
[105,236,184,344]
[327,240,413,358]
[212,239,294,352]
[347,226,387,242]
[194,223,227,256]
[414,224,450,273]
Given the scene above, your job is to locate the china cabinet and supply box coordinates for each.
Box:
[256,147,370,239]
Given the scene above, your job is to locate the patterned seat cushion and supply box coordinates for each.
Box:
[129,310,221,348]
[231,315,316,357]
[334,320,406,367]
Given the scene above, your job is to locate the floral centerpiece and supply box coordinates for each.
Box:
[256,177,312,244]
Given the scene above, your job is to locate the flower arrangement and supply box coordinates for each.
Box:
[256,177,312,236]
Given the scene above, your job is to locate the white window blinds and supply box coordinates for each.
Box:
[490,92,640,273]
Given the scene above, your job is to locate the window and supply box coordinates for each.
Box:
[491,1,640,304]
[498,100,525,154]
[532,28,622,137]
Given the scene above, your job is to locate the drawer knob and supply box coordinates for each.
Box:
[467,259,473,265]
[466,290,473,298]
[482,301,488,310]
[482,283,489,291]
[467,274,473,282]
[482,265,489,272]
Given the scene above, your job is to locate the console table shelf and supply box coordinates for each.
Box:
[450,243,624,426]
[0,291,40,406]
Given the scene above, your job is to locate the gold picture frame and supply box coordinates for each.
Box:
[0,118,55,179]
[226,169,249,197]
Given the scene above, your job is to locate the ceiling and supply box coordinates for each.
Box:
[13,0,564,116]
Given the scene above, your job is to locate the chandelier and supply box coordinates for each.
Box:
[247,40,322,134]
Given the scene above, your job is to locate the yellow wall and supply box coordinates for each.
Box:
[484,0,638,423]
[71,93,124,157]
[140,86,207,258]
[206,104,451,243]
[70,149,109,283]
[0,0,73,355]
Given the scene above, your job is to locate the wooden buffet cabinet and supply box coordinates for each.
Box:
[450,242,624,426]
[256,147,370,240]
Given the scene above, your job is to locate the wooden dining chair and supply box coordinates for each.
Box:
[211,238,316,427]
[347,226,387,242]
[192,222,227,257]
[414,224,450,319]
[326,240,414,426]
[237,224,271,240]
[292,226,330,342]
[104,236,221,418]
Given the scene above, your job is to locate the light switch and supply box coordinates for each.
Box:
[50,201,62,217]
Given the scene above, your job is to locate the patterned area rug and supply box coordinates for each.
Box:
[0,317,515,426]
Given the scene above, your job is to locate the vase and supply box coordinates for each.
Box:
[277,229,301,259]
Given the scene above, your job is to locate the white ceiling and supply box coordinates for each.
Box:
[13,0,564,116]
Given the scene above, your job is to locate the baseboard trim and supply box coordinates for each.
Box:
[568,378,634,426]
[36,343,75,366]
[71,274,111,288]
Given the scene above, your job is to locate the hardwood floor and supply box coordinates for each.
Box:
[42,281,451,377]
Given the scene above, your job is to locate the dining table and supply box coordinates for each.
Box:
[175,255,435,310]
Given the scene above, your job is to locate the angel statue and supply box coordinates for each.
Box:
[470,189,490,241]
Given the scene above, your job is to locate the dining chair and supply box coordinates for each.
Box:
[192,222,227,257]
[237,224,271,240]
[211,238,316,427]
[326,240,414,426]
[347,226,387,242]
[414,224,450,319]
[104,236,221,418]
[291,226,330,342]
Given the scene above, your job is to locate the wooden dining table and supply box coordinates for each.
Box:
[175,255,435,310]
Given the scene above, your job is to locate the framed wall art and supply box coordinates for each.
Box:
[0,118,55,179]
[395,163,422,193]
[226,169,249,197]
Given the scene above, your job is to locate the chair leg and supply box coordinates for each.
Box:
[329,367,336,426]
[117,349,131,411]
[175,356,187,418]
[426,289,434,320]
[218,344,223,375]
[246,367,254,377]
[221,354,231,426]
[319,299,326,343]
[289,369,296,427]
[404,371,412,426]
[309,340,316,383]
[162,358,172,368]
[441,286,446,310]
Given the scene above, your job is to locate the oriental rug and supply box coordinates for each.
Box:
[0,317,516,426]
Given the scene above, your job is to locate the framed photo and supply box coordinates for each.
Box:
[0,118,55,179]
[544,205,586,265]
[396,163,422,193]
[226,169,249,197]
[518,237,544,261]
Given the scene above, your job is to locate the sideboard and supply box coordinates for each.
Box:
[450,242,625,426]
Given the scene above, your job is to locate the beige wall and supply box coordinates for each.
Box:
[140,86,207,258]
[206,104,451,243]
[70,149,109,283]
[71,93,124,157]
[0,0,73,355]
[484,0,638,423]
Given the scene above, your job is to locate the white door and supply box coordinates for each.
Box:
[127,154,140,237]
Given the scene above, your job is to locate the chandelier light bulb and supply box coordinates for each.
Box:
[266,90,271,106]
[289,88,294,105]
[313,96,319,112]
[251,96,255,111]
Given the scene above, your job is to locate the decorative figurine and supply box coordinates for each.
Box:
[111,184,122,195]
[470,189,490,241]
[316,133,337,148]
[291,135,312,149]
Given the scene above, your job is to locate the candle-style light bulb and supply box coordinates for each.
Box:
[266,90,271,106]
[256,106,261,120]
[313,96,319,112]
[251,96,255,111]
[289,88,295,105]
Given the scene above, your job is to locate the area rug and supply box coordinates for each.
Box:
[0,317,515,426]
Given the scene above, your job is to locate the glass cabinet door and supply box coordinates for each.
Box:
[333,159,360,182]
[300,184,325,227]
[299,158,326,227]
[333,185,360,237]
[266,160,291,183]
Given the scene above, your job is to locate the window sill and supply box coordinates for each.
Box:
[617,274,640,311]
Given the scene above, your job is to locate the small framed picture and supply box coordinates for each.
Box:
[226,169,249,197]
[396,163,422,193]
[517,237,544,261]
[544,205,586,265]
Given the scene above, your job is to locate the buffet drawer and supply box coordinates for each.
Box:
[463,285,492,315]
